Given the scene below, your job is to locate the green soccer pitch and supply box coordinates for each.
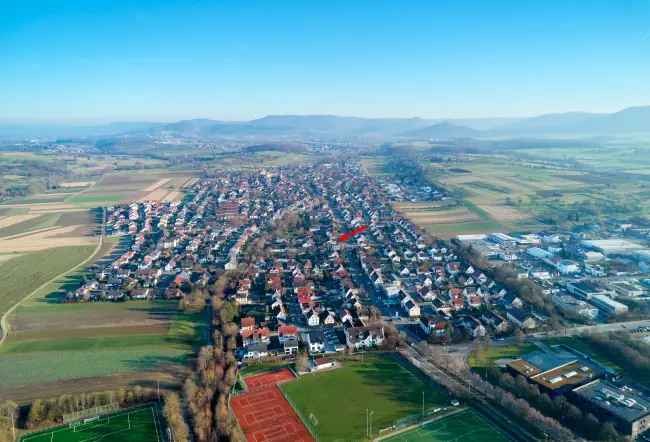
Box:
[20,405,162,442]
[381,408,511,442]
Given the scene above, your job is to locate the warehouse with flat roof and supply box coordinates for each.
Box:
[571,380,650,438]
[582,239,648,256]
[507,348,602,394]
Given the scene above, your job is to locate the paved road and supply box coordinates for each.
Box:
[530,318,650,338]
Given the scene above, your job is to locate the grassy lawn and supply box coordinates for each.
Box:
[468,342,536,370]
[382,408,511,442]
[0,246,96,319]
[20,405,162,442]
[281,353,449,441]
[240,359,291,376]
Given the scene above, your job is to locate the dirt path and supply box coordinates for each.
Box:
[0,208,105,347]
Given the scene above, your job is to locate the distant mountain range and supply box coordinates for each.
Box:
[400,122,481,139]
[1,106,649,141]
[489,106,650,136]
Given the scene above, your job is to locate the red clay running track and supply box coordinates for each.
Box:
[231,369,314,442]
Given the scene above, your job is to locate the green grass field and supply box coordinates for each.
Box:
[0,246,96,319]
[20,405,162,442]
[281,353,449,441]
[0,213,61,237]
[0,302,203,389]
[468,342,536,370]
[0,234,204,395]
[381,408,511,442]
[65,193,127,206]
[240,359,291,376]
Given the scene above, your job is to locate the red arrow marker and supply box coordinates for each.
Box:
[338,225,368,242]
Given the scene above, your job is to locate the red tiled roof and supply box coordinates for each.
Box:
[241,317,256,328]
[279,325,298,336]
[296,286,313,297]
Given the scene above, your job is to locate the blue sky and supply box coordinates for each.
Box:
[1,0,649,122]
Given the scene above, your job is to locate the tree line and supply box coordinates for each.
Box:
[162,270,245,442]
[0,385,158,441]
[488,367,623,441]
[416,343,578,441]
[585,332,650,377]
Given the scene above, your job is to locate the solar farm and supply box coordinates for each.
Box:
[20,405,162,442]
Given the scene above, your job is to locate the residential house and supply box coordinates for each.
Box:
[345,325,385,350]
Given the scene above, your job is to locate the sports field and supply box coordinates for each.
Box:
[280,353,449,441]
[20,405,162,442]
[381,408,511,442]
[232,369,313,442]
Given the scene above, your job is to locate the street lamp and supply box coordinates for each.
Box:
[10,410,15,441]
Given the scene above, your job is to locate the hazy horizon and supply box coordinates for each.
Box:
[2,104,650,127]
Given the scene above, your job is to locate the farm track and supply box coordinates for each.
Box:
[0,208,105,347]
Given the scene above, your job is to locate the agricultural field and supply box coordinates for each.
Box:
[0,236,197,402]
[0,156,207,402]
[208,150,311,170]
[406,149,650,236]
[0,152,168,206]
[19,404,163,442]
[511,143,650,174]
[0,300,204,401]
[428,156,588,228]
[0,246,97,323]
[393,201,502,239]
[64,171,195,207]
[381,408,511,442]
[360,157,389,177]
[280,353,449,441]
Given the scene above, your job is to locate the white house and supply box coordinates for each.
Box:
[345,326,385,350]
[306,330,325,354]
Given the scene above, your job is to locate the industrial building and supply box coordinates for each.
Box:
[582,239,648,257]
[571,380,650,438]
[507,348,602,395]
[589,294,629,316]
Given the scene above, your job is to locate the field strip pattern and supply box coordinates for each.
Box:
[0,209,104,347]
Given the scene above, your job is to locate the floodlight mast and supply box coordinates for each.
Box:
[10,410,15,441]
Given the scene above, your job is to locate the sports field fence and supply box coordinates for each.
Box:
[62,403,120,424]
[278,388,319,442]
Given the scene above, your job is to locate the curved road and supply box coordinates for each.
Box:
[0,208,105,347]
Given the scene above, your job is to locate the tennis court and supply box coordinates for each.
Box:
[381,408,511,442]
[20,405,162,442]
[232,369,313,442]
